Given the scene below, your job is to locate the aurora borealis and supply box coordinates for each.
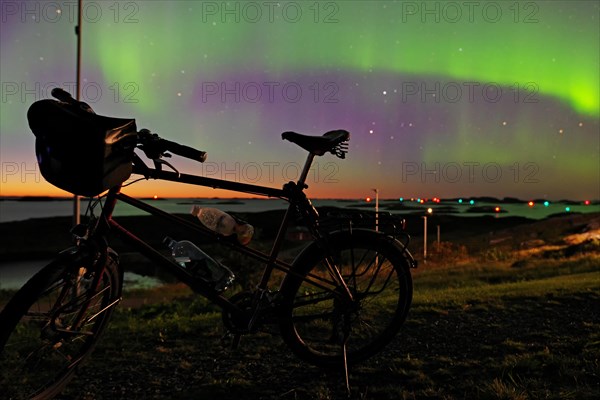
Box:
[1,1,598,200]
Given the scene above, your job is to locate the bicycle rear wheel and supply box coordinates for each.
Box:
[278,229,413,367]
[0,249,121,399]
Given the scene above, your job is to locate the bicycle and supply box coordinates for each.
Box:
[0,88,417,399]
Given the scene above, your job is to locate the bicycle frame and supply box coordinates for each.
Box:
[4,92,414,398]
[89,151,340,324]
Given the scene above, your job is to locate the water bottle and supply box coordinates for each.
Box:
[163,236,235,292]
[190,205,254,245]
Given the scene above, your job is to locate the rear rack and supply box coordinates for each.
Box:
[318,208,411,250]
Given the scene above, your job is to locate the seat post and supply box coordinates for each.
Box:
[297,153,316,187]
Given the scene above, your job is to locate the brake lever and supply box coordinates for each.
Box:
[153,155,180,178]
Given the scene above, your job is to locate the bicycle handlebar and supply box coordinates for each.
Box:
[50,88,207,163]
[160,137,207,163]
[137,129,207,163]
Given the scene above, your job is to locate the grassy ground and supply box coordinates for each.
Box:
[1,212,598,399]
[42,252,599,400]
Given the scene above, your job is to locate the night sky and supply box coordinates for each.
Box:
[1,1,598,200]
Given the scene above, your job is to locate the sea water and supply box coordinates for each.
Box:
[0,197,596,223]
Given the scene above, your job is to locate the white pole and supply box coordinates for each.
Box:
[423,216,427,263]
[373,188,379,232]
[372,188,379,266]
[73,0,82,226]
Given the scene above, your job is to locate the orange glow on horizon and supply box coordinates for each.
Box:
[0,178,369,199]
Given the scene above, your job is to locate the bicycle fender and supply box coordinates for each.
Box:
[284,228,412,285]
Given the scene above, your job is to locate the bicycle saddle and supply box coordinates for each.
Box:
[282,130,350,158]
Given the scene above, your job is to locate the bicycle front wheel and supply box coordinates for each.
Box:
[278,229,413,367]
[0,248,121,400]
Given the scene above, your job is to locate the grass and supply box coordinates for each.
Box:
[2,212,598,399]
[39,252,599,400]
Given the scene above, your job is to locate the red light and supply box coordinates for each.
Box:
[528,201,534,207]
[365,197,371,202]
[153,195,158,200]
[584,200,590,205]
[495,206,501,212]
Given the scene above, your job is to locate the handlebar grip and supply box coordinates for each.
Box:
[161,138,207,163]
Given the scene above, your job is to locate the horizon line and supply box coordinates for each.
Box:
[1,195,597,203]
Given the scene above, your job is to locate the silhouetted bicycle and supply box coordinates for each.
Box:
[0,88,416,399]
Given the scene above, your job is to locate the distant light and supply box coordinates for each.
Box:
[420,199,425,204]
[458,199,463,204]
[544,201,550,207]
[399,197,404,202]
[584,200,590,205]
[366,197,372,202]
[469,200,475,205]
[153,195,158,200]
[528,201,534,207]
[495,206,501,213]
[417,198,420,203]
[565,207,571,212]
[427,208,433,214]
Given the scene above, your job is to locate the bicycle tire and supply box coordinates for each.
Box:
[0,248,121,400]
[278,229,413,367]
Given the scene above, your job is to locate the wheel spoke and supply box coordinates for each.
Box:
[280,230,413,367]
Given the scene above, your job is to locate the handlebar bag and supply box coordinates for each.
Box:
[27,99,138,197]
